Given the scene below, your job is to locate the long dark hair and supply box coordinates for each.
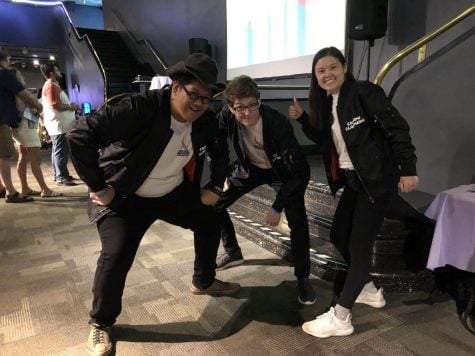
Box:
[308,47,355,129]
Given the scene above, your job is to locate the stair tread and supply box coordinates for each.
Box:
[81,28,155,97]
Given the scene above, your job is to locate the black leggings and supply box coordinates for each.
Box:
[331,172,395,309]
[89,180,220,326]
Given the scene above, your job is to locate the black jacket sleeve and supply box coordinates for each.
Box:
[357,82,417,176]
[66,93,156,192]
[267,109,310,212]
[204,110,229,189]
[295,111,325,145]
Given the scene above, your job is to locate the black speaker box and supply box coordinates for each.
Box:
[189,38,211,56]
[348,0,388,41]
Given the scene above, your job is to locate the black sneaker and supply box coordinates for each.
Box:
[216,253,244,271]
[297,277,316,305]
[57,179,77,186]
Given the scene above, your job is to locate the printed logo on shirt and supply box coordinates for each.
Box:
[345,116,366,131]
[271,154,281,162]
[177,146,190,156]
[177,137,190,156]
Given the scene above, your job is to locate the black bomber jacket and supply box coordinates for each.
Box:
[297,80,417,200]
[217,104,310,212]
[66,88,228,222]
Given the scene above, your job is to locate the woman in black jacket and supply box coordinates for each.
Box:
[289,47,419,338]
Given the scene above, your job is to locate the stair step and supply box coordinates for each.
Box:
[226,180,434,292]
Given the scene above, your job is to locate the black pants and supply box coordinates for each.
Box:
[332,170,395,309]
[89,180,220,326]
[218,164,310,278]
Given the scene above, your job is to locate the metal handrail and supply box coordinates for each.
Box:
[60,5,108,101]
[374,5,475,85]
[136,39,169,71]
[112,8,168,73]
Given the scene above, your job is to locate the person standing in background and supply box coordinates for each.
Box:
[10,67,62,198]
[40,63,80,186]
[0,50,42,203]
[289,47,418,337]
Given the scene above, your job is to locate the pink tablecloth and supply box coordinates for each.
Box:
[425,185,475,273]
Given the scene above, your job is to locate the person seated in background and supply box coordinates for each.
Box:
[289,46,418,338]
[10,67,62,198]
[40,62,81,186]
[213,75,316,305]
[66,53,240,356]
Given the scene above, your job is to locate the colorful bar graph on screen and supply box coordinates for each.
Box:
[298,0,306,56]
[267,14,272,60]
[247,21,253,65]
[284,0,288,61]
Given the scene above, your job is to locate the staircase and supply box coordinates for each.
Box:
[78,28,155,98]
[228,178,435,292]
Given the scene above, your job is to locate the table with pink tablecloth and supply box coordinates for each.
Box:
[425,185,475,273]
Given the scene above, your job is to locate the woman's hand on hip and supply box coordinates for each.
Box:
[399,176,419,193]
[90,186,115,206]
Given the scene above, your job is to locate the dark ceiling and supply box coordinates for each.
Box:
[1,45,59,70]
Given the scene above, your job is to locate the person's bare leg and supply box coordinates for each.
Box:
[0,157,18,196]
[28,147,54,196]
[17,146,33,195]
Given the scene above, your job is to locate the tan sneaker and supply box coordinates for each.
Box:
[190,279,241,296]
[87,324,112,356]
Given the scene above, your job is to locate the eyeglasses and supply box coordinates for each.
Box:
[232,102,260,114]
[181,85,212,105]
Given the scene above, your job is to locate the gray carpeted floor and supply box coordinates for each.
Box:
[0,149,474,355]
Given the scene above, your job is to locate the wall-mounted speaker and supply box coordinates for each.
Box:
[348,0,388,41]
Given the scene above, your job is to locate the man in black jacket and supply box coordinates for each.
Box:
[67,53,240,356]
[214,75,316,305]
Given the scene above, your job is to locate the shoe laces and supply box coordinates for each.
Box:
[92,327,108,346]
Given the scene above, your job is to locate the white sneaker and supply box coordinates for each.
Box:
[302,307,354,338]
[355,288,386,308]
[87,324,112,356]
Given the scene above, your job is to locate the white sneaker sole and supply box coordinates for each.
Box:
[355,298,386,308]
[87,348,112,356]
[216,258,244,271]
[302,323,354,338]
[298,296,317,305]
